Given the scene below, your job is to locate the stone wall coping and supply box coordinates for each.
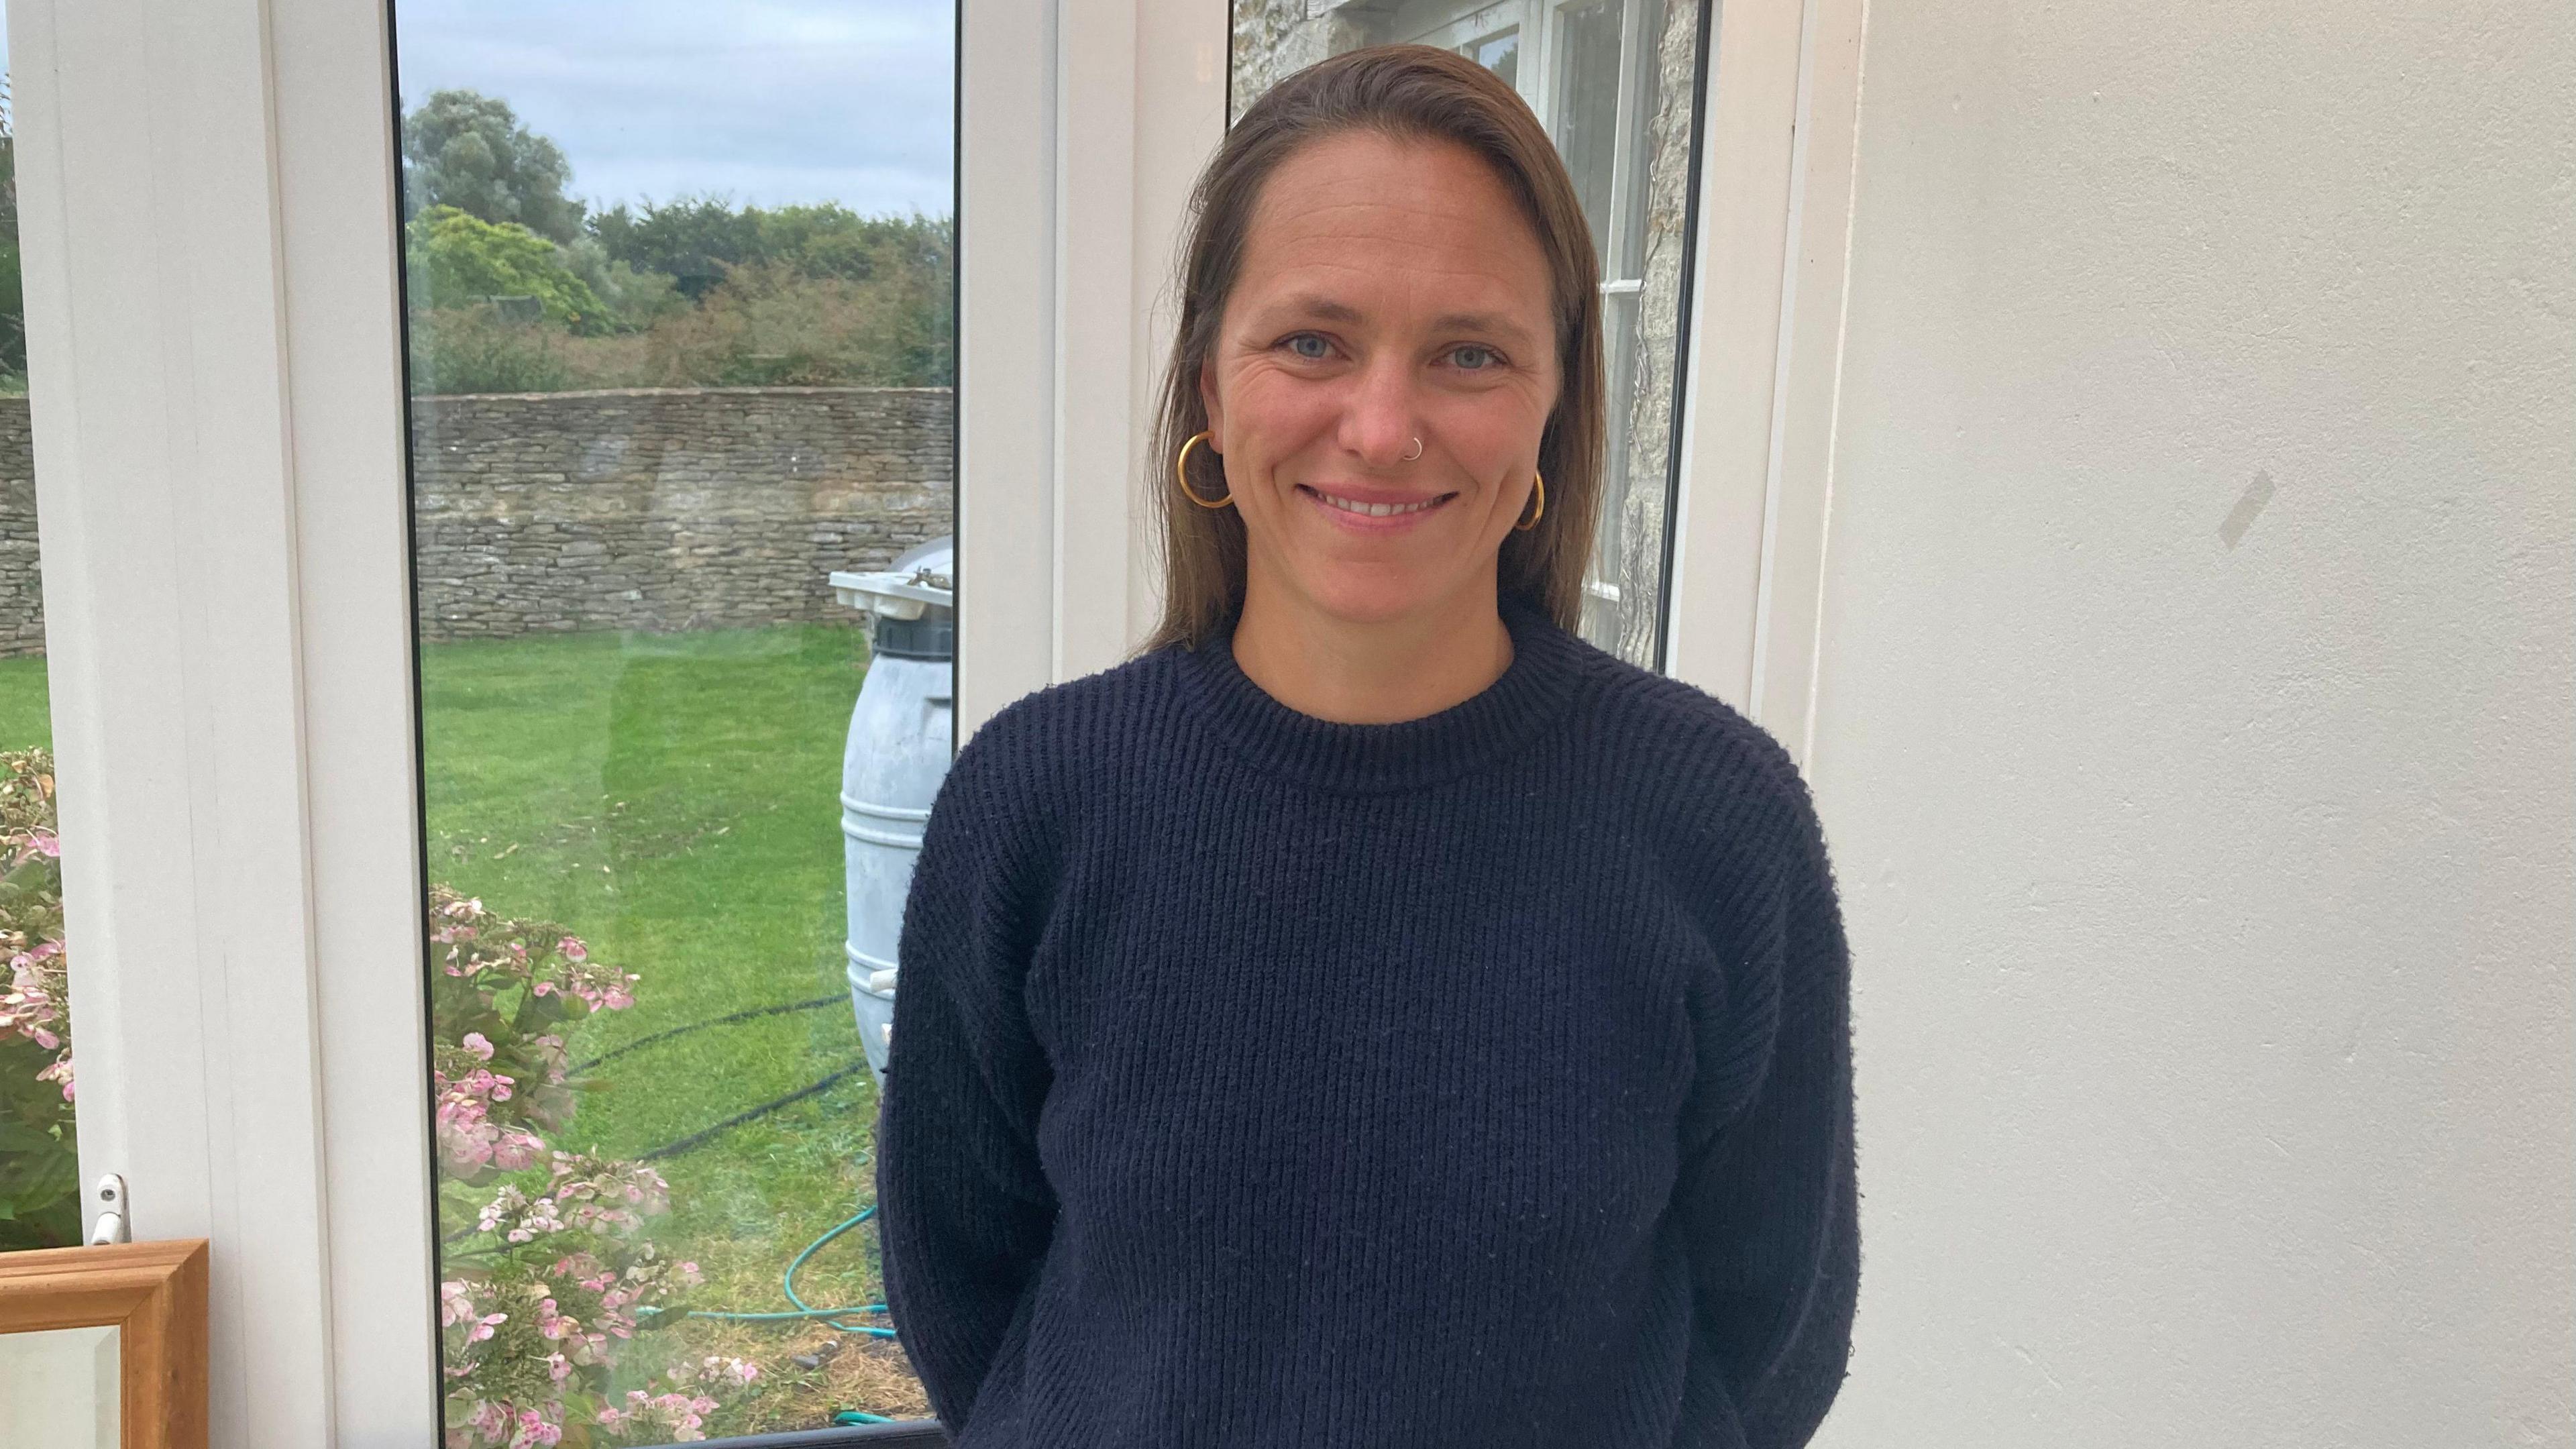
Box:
[413,385,956,402]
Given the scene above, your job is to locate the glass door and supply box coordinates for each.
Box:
[386,4,955,1439]
[0,25,82,1259]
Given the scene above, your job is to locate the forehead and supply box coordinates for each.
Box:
[1230,129,1554,330]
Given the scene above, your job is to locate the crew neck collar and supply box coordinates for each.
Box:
[1172,591,1594,796]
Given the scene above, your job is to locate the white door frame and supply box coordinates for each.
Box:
[7,0,1851,1440]
[1661,0,1866,772]
[957,0,1230,739]
[11,0,435,1440]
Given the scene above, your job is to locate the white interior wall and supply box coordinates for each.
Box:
[1805,2,2573,1445]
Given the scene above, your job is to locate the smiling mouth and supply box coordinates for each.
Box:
[1299,485,1458,518]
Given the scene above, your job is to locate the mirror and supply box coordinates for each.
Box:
[0,1239,207,1449]
[0,1324,117,1449]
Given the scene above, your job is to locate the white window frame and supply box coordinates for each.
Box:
[6,0,1850,1441]
[1662,0,1866,770]
[14,0,435,1440]
[960,0,1232,737]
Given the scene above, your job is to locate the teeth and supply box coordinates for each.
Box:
[1318,491,1439,517]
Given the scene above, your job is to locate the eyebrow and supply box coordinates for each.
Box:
[1272,294,1540,348]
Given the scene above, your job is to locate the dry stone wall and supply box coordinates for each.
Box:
[0,402,38,658]
[410,387,953,641]
[0,388,956,658]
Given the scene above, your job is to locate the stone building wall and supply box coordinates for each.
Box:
[1607,0,1709,665]
[409,387,953,640]
[0,402,39,658]
[0,388,956,657]
[1229,0,1377,124]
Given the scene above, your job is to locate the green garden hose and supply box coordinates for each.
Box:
[634,1196,898,1337]
[631,1142,903,1449]
[621,1083,910,1428]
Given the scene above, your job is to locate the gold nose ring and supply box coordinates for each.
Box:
[1402,437,1422,462]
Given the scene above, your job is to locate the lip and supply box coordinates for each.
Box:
[1297,482,1459,533]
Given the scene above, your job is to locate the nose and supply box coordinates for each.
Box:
[1335,352,1421,470]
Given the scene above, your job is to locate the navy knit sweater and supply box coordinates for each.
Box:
[875,590,1858,1448]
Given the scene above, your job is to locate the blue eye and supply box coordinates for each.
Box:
[1281,333,1331,360]
[1450,344,1501,370]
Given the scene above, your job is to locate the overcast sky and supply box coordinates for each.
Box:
[0,2,955,218]
[376,0,963,223]
[394,0,955,217]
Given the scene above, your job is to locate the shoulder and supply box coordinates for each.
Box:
[954,643,1178,775]
[1572,645,1833,895]
[1567,653,1849,1023]
[930,644,1182,839]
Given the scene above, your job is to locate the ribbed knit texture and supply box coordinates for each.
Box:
[875,590,1858,1448]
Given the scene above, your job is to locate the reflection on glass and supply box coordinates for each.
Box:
[388,4,954,1439]
[1232,0,1707,667]
[0,1323,119,1448]
[0,44,85,1258]
[1554,3,1624,262]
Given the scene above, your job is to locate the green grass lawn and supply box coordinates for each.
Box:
[0,655,51,751]
[419,623,926,1428]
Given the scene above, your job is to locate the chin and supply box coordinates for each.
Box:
[1294,569,1464,627]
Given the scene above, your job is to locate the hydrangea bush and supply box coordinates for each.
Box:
[0,749,79,1252]
[429,888,759,1446]
[0,760,785,1437]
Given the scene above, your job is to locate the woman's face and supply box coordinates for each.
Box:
[1199,129,1560,629]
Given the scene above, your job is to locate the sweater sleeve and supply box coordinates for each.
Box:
[873,722,1060,1435]
[1678,768,1860,1449]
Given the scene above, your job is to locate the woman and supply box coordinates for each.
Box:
[876,44,1857,1449]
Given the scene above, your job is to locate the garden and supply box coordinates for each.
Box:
[0,623,933,1443]
[394,90,953,400]
[1,77,959,1445]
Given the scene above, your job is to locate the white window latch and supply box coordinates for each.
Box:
[85,1173,130,1246]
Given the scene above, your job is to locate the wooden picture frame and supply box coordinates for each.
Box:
[0,1239,209,1448]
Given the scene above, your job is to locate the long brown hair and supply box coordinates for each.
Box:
[1139,44,1605,654]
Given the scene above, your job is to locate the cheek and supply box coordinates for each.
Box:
[1222,369,1340,457]
[1427,390,1547,469]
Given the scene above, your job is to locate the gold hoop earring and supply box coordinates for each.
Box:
[1513,470,1546,532]
[1175,430,1234,508]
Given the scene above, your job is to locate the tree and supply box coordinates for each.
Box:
[586,196,765,300]
[588,197,954,306]
[0,72,19,234]
[400,89,584,244]
[407,205,605,328]
[0,74,25,383]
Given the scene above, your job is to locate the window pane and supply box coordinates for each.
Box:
[386,4,954,1440]
[1553,1,1623,268]
[1471,28,1523,89]
[0,36,87,1258]
[1230,0,1708,669]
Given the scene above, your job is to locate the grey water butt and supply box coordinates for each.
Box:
[829,536,953,1089]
